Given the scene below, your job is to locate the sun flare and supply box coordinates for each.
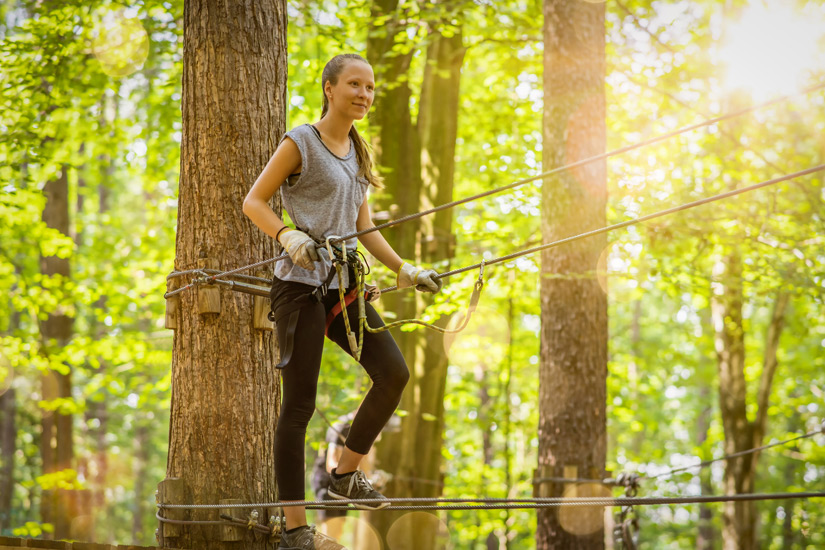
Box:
[718,0,825,99]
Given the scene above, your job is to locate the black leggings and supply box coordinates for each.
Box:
[272,279,409,501]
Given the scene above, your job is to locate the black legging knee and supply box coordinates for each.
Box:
[273,285,409,501]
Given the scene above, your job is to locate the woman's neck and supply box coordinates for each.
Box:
[315,112,352,143]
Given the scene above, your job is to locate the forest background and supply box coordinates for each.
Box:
[1,0,824,548]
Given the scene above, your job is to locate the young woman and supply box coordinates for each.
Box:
[243,53,441,550]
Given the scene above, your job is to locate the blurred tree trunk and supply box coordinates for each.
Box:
[711,247,789,550]
[132,420,149,542]
[365,9,420,547]
[538,0,607,548]
[365,1,463,548]
[413,8,464,522]
[0,388,14,532]
[163,1,286,548]
[0,289,19,532]
[40,165,75,540]
[696,384,716,550]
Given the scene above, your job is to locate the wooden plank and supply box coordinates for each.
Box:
[563,464,578,498]
[165,278,180,329]
[219,499,244,542]
[196,258,221,314]
[157,477,187,540]
[71,543,113,550]
[0,535,27,546]
[25,540,69,549]
[252,271,274,331]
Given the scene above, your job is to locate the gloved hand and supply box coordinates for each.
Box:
[397,261,442,293]
[279,229,321,271]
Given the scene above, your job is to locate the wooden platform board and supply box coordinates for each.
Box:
[0,538,165,550]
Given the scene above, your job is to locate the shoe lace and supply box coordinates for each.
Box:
[352,470,375,494]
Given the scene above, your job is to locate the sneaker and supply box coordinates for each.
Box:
[327,469,391,510]
[278,524,347,550]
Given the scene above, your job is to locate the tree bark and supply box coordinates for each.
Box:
[539,0,607,548]
[40,165,75,540]
[163,2,286,548]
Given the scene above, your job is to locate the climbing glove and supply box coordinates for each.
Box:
[397,261,443,293]
[278,229,321,271]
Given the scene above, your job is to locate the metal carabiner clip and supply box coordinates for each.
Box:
[325,235,342,263]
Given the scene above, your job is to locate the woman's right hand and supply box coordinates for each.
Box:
[279,229,321,271]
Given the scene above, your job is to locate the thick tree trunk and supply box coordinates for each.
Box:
[40,166,75,540]
[365,3,463,548]
[163,2,286,548]
[538,1,607,548]
[712,250,789,550]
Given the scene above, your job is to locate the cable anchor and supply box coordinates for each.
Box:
[247,509,259,530]
[613,473,641,550]
[269,511,284,541]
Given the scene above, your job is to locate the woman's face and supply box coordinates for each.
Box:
[325,61,375,120]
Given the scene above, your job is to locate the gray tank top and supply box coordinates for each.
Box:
[274,124,369,288]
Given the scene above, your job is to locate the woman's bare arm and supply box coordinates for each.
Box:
[355,195,403,273]
[242,137,302,241]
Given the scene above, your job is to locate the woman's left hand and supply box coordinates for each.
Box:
[397,262,443,293]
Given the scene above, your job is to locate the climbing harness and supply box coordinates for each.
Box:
[323,236,485,361]
[262,233,485,365]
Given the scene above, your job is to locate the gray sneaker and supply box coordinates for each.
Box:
[327,469,391,510]
[278,524,346,550]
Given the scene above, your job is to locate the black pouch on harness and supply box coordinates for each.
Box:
[268,266,349,369]
[274,309,300,369]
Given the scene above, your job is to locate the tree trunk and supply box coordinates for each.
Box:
[163,2,286,548]
[132,420,149,543]
[779,403,801,550]
[712,248,790,550]
[696,384,716,550]
[712,251,755,550]
[365,3,463,547]
[414,18,465,517]
[40,165,75,540]
[538,0,607,548]
[0,289,19,532]
[0,387,14,532]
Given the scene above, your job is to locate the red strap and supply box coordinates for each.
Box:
[325,288,363,337]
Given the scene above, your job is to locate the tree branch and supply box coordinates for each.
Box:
[614,0,676,53]
[754,291,791,444]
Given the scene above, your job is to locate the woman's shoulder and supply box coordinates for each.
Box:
[284,123,315,140]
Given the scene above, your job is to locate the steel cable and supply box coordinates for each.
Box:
[156,491,825,513]
[164,82,825,295]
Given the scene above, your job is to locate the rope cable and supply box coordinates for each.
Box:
[156,491,825,513]
[375,163,825,293]
[164,81,825,294]
[645,426,824,481]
